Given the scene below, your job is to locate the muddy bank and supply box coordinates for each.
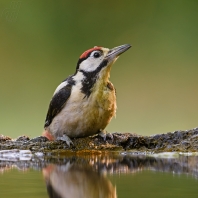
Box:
[0,127,198,154]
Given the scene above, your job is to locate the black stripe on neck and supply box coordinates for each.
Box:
[79,59,108,97]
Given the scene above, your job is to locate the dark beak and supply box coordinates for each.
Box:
[106,44,131,61]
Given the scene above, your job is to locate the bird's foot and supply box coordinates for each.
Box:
[98,130,113,141]
[56,134,74,147]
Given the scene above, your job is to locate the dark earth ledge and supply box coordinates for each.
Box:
[1,127,198,154]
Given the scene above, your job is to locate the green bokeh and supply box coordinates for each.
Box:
[0,0,198,138]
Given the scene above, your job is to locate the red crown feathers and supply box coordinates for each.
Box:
[80,46,102,59]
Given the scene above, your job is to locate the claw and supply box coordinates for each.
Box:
[98,130,107,141]
[98,130,113,141]
[56,134,74,147]
[106,133,113,140]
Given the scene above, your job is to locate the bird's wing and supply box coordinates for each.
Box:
[44,83,72,128]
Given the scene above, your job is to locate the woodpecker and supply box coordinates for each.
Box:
[43,44,131,145]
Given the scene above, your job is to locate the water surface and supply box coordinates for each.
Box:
[0,153,198,198]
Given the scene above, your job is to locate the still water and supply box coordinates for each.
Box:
[0,153,198,198]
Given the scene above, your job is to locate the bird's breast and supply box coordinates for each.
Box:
[49,81,116,138]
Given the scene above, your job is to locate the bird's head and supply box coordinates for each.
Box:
[75,44,131,79]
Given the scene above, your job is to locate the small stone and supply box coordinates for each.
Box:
[15,136,30,142]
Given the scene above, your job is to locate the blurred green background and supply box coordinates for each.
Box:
[0,0,198,139]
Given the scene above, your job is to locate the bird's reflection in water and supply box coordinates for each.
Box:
[43,162,117,198]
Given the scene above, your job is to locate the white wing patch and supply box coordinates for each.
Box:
[53,81,68,95]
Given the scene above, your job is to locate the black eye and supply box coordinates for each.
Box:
[93,52,101,58]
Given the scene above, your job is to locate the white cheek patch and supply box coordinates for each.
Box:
[79,57,103,72]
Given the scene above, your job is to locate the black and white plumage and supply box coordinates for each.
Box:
[43,44,131,142]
